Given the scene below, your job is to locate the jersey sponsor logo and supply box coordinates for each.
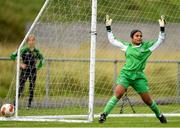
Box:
[140,48,145,52]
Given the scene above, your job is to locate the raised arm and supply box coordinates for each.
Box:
[149,16,166,52]
[105,15,128,52]
[107,32,128,52]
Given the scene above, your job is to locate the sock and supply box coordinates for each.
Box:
[150,101,161,117]
[103,96,119,116]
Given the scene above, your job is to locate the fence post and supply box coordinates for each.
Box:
[45,60,51,107]
[113,60,118,92]
[176,62,180,103]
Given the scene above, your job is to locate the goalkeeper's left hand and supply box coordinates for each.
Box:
[105,15,112,32]
[105,15,112,26]
[159,15,166,32]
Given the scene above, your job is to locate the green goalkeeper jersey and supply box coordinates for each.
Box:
[107,31,165,72]
[10,45,45,69]
[123,42,153,71]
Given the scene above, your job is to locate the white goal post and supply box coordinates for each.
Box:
[15,0,51,118]
[1,0,180,122]
[2,0,97,122]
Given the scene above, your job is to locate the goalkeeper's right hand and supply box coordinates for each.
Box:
[105,15,112,32]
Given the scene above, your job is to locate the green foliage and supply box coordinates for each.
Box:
[42,0,91,22]
[1,0,180,43]
[49,72,89,96]
[0,0,44,43]
[95,74,113,96]
[0,61,15,98]
[97,0,180,23]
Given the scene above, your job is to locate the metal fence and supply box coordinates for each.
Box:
[1,57,180,103]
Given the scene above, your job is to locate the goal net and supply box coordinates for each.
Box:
[95,0,180,117]
[2,0,180,122]
[3,0,93,122]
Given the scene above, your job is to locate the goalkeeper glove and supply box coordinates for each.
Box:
[105,15,112,32]
[159,15,166,32]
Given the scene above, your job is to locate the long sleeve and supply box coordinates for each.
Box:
[149,32,165,52]
[37,50,45,69]
[107,31,128,52]
[10,47,26,60]
[10,51,17,60]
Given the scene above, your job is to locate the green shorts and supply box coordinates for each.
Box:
[116,69,149,93]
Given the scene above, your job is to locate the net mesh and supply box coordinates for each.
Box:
[6,0,91,118]
[95,0,180,115]
[4,0,180,119]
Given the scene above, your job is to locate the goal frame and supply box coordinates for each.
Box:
[15,0,50,118]
[8,0,97,122]
[1,0,180,123]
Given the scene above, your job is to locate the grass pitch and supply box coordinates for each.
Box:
[1,105,180,127]
[0,117,180,127]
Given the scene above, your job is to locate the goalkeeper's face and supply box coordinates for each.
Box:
[132,32,142,45]
[27,36,35,48]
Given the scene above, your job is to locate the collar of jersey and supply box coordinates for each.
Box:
[27,46,35,51]
[25,45,36,51]
[131,43,142,48]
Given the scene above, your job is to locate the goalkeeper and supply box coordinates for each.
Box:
[10,34,45,109]
[99,15,167,123]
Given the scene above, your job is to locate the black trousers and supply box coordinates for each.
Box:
[18,68,37,107]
